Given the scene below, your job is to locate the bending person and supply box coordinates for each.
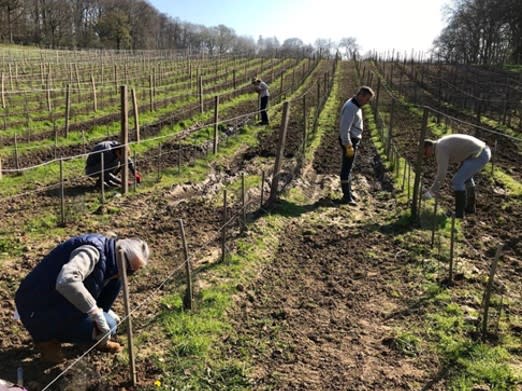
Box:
[85,140,141,188]
[423,134,491,218]
[15,234,150,363]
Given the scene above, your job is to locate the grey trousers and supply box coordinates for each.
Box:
[451,147,491,191]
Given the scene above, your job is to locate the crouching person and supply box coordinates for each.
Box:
[85,140,141,188]
[15,234,150,363]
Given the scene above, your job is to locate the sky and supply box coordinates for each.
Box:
[148,0,450,54]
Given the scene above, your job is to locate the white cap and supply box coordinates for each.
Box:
[117,238,150,270]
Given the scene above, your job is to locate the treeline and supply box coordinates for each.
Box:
[433,0,522,64]
[0,0,250,51]
[0,0,359,57]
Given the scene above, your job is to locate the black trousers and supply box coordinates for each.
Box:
[339,137,360,184]
[260,96,269,124]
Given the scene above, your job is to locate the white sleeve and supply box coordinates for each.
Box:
[55,245,100,313]
[430,149,449,196]
[339,105,355,145]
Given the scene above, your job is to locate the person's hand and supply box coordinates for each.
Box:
[344,144,354,158]
[422,190,434,200]
[135,171,142,184]
[108,309,121,324]
[88,307,110,340]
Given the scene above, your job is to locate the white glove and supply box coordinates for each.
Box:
[88,306,110,340]
[422,190,434,200]
[108,309,121,324]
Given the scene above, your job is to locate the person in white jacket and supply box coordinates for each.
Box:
[338,86,375,204]
[423,134,491,218]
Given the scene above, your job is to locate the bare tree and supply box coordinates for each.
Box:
[338,37,359,59]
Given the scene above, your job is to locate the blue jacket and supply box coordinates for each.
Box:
[15,234,118,317]
[85,140,135,177]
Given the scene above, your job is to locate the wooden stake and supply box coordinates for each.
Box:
[178,219,193,310]
[481,245,503,341]
[490,139,497,178]
[100,153,105,213]
[213,95,219,154]
[46,71,52,112]
[269,101,290,202]
[117,249,137,387]
[132,151,137,192]
[156,143,162,182]
[64,84,71,137]
[199,76,204,114]
[411,108,428,219]
[448,215,456,284]
[59,158,65,226]
[91,75,97,112]
[302,95,307,155]
[131,88,140,142]
[114,64,118,94]
[149,74,154,112]
[241,173,247,230]
[120,85,129,195]
[221,189,228,263]
[430,198,438,248]
[1,72,4,109]
[407,163,411,200]
[14,131,19,171]
[386,98,395,158]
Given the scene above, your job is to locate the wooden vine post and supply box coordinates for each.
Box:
[178,219,193,310]
[213,95,219,154]
[120,85,129,195]
[269,101,290,203]
[117,249,137,386]
[411,108,428,220]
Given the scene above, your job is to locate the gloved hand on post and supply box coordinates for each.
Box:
[344,144,354,158]
[87,306,111,341]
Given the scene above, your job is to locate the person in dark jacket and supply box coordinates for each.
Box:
[15,234,150,363]
[85,141,141,188]
[252,78,270,125]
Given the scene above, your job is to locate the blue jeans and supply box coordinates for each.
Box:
[451,147,491,191]
[23,279,122,343]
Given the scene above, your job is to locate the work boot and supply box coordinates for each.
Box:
[455,191,466,219]
[465,186,476,214]
[35,340,64,364]
[339,181,357,205]
[97,340,123,353]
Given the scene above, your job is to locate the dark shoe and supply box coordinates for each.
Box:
[35,340,64,364]
[465,186,476,214]
[339,197,357,206]
[455,191,466,219]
